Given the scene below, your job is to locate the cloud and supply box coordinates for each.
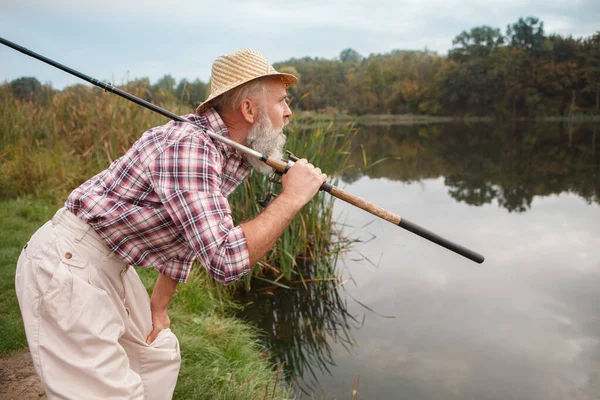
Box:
[1,0,598,89]
[328,175,600,399]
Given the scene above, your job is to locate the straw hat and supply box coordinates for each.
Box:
[196,48,298,114]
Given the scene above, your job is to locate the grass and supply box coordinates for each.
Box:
[0,83,355,283]
[0,83,357,398]
[0,198,292,398]
[0,199,59,355]
[0,83,178,200]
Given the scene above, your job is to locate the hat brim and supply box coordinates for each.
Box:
[196,72,297,114]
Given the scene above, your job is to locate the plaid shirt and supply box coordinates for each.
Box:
[66,109,252,284]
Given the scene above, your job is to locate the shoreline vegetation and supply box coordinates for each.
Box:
[0,78,597,399]
[0,83,356,398]
[295,110,600,125]
[1,15,597,396]
[0,199,292,398]
[6,18,599,124]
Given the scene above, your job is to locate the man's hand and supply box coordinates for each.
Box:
[279,158,328,209]
[146,273,178,344]
[240,158,327,266]
[146,309,171,344]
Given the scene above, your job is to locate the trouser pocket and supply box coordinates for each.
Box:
[139,328,181,400]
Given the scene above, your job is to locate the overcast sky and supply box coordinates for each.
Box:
[1,0,598,89]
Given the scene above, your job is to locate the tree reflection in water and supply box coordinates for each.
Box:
[343,121,599,212]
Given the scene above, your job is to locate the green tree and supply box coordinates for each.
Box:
[151,74,177,105]
[581,32,600,113]
[175,78,208,109]
[506,17,545,56]
[339,48,363,64]
[10,77,42,101]
[152,74,176,92]
[449,26,505,61]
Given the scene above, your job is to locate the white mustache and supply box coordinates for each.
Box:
[244,111,288,175]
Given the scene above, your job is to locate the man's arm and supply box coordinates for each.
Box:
[146,272,178,344]
[146,159,326,343]
[241,159,327,264]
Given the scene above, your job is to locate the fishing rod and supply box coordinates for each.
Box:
[1,36,485,264]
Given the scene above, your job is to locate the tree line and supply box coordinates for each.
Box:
[279,17,599,117]
[342,121,599,211]
[6,17,600,118]
[6,74,208,111]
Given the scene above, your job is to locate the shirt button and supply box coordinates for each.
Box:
[64,252,73,259]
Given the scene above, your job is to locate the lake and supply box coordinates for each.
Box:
[238,121,600,399]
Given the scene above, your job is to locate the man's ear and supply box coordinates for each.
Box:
[239,98,256,124]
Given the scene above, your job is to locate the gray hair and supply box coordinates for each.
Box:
[208,77,270,115]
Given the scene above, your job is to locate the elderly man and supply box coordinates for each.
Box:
[15,49,326,399]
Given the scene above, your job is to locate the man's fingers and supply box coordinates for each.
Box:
[146,327,160,344]
[146,307,171,344]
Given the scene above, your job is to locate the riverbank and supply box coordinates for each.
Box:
[0,198,290,399]
[295,110,600,126]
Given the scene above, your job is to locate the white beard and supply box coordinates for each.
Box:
[244,109,287,175]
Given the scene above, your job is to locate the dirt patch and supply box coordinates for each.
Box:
[0,350,45,400]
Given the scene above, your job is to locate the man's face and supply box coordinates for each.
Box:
[244,79,292,175]
[263,79,292,131]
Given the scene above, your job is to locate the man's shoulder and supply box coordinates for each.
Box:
[164,113,209,138]
[144,114,214,147]
[129,114,218,167]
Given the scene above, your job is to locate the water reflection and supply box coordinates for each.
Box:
[236,259,361,395]
[238,121,600,399]
[343,122,599,212]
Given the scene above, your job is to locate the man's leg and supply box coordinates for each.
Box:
[15,211,144,399]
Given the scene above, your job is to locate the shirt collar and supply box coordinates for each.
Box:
[197,108,237,157]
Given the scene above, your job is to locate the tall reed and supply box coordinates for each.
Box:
[228,118,357,287]
[0,83,355,283]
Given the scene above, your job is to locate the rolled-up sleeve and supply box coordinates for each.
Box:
[147,134,250,284]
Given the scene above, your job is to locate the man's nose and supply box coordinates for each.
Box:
[283,101,292,118]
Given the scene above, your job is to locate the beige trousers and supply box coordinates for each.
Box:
[15,208,181,399]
